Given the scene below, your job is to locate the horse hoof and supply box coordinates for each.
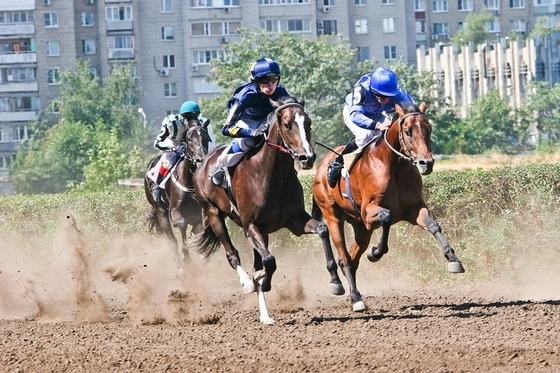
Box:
[260,316,275,325]
[352,301,367,312]
[330,283,345,296]
[448,261,465,273]
[366,246,381,262]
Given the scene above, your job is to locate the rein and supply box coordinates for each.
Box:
[383,112,425,164]
[265,102,306,157]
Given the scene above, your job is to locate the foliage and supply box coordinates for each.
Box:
[450,9,494,47]
[200,28,374,155]
[518,81,560,148]
[461,90,519,154]
[10,61,151,194]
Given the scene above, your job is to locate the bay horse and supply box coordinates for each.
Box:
[312,102,465,312]
[144,118,211,270]
[191,96,333,325]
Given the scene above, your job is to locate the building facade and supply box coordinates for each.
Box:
[0,0,559,193]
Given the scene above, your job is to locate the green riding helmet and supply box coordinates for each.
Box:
[180,101,200,115]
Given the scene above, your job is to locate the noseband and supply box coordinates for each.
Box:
[383,112,427,165]
[265,103,307,158]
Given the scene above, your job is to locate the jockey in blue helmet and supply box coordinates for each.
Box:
[326,66,415,188]
[209,57,291,188]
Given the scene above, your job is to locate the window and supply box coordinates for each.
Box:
[0,155,12,169]
[193,0,242,5]
[384,45,397,60]
[163,55,175,68]
[162,27,175,40]
[488,19,500,32]
[414,0,425,10]
[107,36,134,49]
[191,21,241,36]
[47,68,60,84]
[432,0,448,12]
[357,47,369,62]
[192,49,227,64]
[82,39,96,54]
[192,77,223,94]
[0,127,8,142]
[46,41,60,56]
[164,83,177,97]
[433,22,449,38]
[458,0,473,11]
[106,6,133,21]
[323,0,335,6]
[383,18,395,33]
[161,0,172,12]
[510,19,526,32]
[485,0,499,8]
[12,125,27,141]
[382,0,394,4]
[354,0,366,5]
[355,19,368,34]
[8,67,36,82]
[322,20,337,35]
[416,20,426,33]
[0,10,34,24]
[258,0,306,3]
[260,19,311,33]
[535,0,553,4]
[81,12,94,26]
[0,97,39,112]
[509,0,524,8]
[44,12,59,27]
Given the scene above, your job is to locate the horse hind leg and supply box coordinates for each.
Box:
[155,208,182,270]
[417,207,465,273]
[169,207,190,265]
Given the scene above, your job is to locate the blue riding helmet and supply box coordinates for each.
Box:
[250,58,281,80]
[370,67,399,97]
[180,100,200,115]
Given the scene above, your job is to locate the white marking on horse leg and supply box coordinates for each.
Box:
[257,285,275,325]
[295,113,312,155]
[236,265,256,294]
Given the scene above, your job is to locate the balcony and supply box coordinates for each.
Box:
[0,24,35,36]
[0,111,38,122]
[0,82,38,93]
[106,20,133,31]
[0,52,37,65]
[108,48,134,60]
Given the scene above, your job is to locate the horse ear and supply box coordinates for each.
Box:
[298,98,305,107]
[269,98,280,109]
[419,102,427,113]
[202,118,210,128]
[395,104,404,117]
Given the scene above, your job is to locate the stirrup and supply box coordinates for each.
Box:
[152,187,162,203]
[209,166,227,188]
[327,159,343,188]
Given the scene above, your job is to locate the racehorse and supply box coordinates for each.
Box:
[144,118,211,270]
[312,102,465,312]
[191,96,333,325]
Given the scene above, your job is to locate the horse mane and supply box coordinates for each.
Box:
[400,102,420,113]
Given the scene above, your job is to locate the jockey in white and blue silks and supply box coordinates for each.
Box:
[210,57,291,187]
[326,67,415,188]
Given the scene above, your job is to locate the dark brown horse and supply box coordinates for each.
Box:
[145,118,211,270]
[313,102,465,312]
[191,96,332,325]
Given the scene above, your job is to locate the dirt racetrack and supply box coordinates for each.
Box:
[1,215,560,373]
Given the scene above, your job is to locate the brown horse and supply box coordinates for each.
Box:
[313,102,465,312]
[145,118,211,270]
[191,96,333,325]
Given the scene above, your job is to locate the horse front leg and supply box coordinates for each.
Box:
[416,207,465,273]
[155,208,182,270]
[169,207,190,264]
[365,206,392,262]
[289,213,344,296]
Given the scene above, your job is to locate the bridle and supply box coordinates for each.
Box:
[383,111,427,165]
[265,102,307,158]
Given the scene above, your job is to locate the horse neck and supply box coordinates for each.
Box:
[258,121,294,179]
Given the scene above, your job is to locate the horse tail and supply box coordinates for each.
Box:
[146,208,163,234]
[312,198,323,221]
[191,214,221,258]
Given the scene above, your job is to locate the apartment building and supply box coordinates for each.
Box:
[0,0,558,193]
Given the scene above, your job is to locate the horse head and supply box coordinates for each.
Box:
[392,102,434,175]
[268,96,316,170]
[184,118,211,165]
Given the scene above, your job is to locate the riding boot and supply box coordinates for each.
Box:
[151,185,162,203]
[210,166,226,187]
[327,137,357,188]
[209,141,247,188]
[152,162,169,202]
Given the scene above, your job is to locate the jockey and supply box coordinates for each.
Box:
[209,57,291,187]
[150,100,213,202]
[326,66,415,188]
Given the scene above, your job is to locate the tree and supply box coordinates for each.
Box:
[518,81,560,148]
[11,61,150,194]
[200,28,374,156]
[451,9,494,47]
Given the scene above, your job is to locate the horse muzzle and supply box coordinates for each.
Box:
[414,158,434,175]
[297,153,316,170]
